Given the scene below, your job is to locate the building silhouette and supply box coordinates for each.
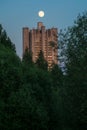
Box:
[23,22,58,68]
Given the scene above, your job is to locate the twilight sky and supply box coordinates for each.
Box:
[0,0,87,57]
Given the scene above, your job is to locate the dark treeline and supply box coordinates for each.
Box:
[0,11,87,130]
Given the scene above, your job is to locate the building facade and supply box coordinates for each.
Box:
[23,22,58,68]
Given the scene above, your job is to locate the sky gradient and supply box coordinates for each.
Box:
[0,0,87,57]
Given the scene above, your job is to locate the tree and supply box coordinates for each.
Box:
[1,85,49,130]
[50,64,63,88]
[36,50,48,70]
[59,11,87,130]
[22,48,33,65]
[0,44,22,101]
[0,24,16,52]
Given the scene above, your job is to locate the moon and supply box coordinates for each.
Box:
[38,11,44,17]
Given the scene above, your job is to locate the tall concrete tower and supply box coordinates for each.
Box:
[23,22,58,68]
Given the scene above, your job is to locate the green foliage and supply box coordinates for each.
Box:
[0,11,87,130]
[3,86,48,130]
[0,24,16,52]
[0,44,22,100]
[51,64,63,88]
[36,50,48,70]
[59,11,87,130]
[22,48,33,65]
[49,41,56,47]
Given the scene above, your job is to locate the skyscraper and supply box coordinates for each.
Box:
[23,22,58,68]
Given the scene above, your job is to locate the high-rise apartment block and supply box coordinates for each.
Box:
[23,22,58,68]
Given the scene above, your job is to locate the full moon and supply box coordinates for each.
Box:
[38,11,44,17]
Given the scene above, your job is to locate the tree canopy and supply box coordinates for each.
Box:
[0,24,16,52]
[59,11,87,130]
[0,11,87,130]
